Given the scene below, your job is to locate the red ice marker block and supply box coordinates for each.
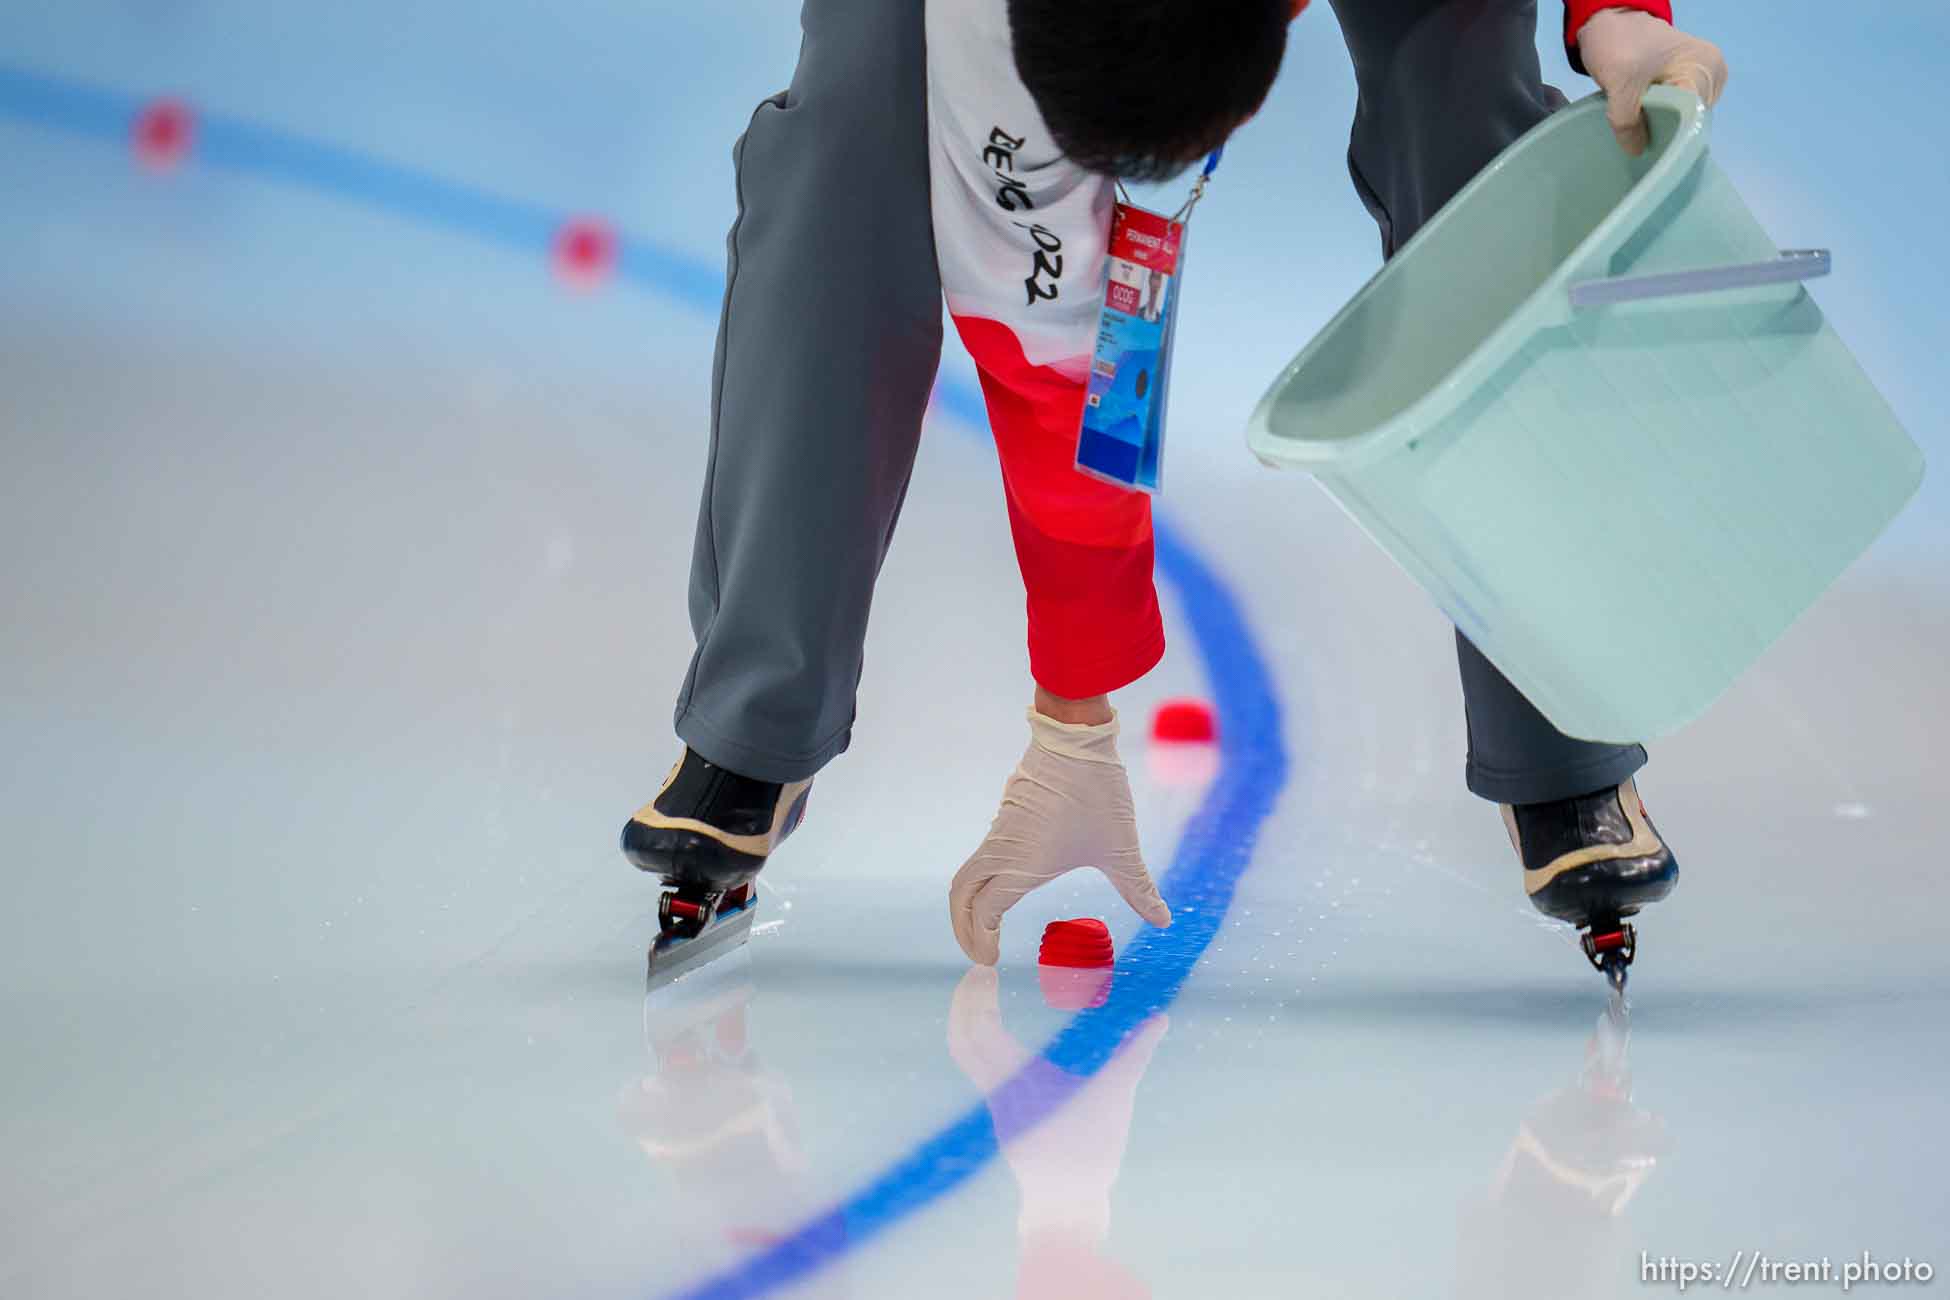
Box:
[133,98,194,171]
[1150,697,1217,744]
[552,217,617,289]
[1040,918,1115,968]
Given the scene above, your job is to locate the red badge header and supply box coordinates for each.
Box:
[1110,205,1183,275]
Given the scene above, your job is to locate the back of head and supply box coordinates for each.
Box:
[1007,0,1292,182]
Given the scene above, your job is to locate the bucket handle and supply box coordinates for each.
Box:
[1569,248,1831,310]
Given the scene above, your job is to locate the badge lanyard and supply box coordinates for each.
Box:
[1074,150,1221,495]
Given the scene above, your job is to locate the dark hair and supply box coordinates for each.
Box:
[1007,0,1290,182]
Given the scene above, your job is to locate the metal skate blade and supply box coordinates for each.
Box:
[645,897,758,992]
[1603,957,1630,999]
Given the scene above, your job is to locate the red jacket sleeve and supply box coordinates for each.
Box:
[1565,0,1674,75]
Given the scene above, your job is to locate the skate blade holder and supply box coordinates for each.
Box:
[1581,921,1636,974]
[648,887,758,991]
[657,883,754,935]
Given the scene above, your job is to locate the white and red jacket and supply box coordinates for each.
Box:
[926,0,1671,699]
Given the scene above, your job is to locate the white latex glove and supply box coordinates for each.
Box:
[1578,8,1729,157]
[949,709,1172,966]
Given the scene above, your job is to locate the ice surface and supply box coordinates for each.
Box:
[2,4,1947,1298]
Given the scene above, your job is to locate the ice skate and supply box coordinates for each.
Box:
[1503,778,1677,991]
[622,749,811,987]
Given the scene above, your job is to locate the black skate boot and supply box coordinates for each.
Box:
[1502,778,1677,991]
[623,750,812,987]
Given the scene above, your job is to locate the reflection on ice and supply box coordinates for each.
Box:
[948,967,1163,1299]
[1457,999,1667,1298]
[620,950,850,1295]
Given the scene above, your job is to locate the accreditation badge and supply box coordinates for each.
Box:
[1073,150,1218,494]
[1074,202,1186,494]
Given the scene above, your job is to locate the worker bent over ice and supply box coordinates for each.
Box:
[623,0,1726,989]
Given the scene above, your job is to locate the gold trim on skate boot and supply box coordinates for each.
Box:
[1519,778,1664,896]
[628,765,814,860]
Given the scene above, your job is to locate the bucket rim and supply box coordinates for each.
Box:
[1245,86,1712,471]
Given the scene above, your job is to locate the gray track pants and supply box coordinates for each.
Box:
[674,0,1646,805]
[673,0,943,783]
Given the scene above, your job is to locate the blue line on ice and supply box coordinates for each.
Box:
[0,63,726,313]
[666,508,1289,1300]
[0,63,1294,1299]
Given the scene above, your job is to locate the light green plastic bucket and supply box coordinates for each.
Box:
[1246,87,1925,743]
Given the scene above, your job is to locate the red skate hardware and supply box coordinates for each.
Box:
[1580,917,1637,994]
[649,883,759,990]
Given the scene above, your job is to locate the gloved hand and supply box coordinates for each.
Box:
[1577,8,1729,156]
[949,709,1172,966]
